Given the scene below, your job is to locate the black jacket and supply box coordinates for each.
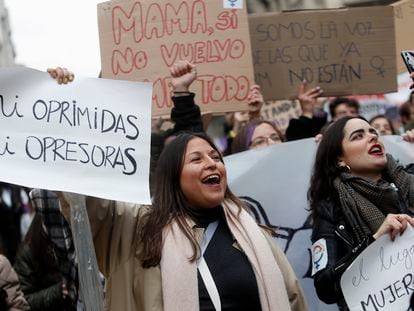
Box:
[13,244,73,311]
[312,192,413,309]
[285,114,327,141]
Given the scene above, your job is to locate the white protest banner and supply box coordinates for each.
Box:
[0,67,152,204]
[224,136,414,310]
[341,225,414,311]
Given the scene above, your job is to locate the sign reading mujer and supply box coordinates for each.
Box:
[341,225,414,310]
[0,67,152,204]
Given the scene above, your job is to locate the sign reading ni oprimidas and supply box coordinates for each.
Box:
[250,6,397,101]
[98,0,254,117]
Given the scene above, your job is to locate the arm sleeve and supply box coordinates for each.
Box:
[285,115,327,141]
[170,93,204,134]
[85,197,145,277]
[311,204,371,304]
[264,233,308,311]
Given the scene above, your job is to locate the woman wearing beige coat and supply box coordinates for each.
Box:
[31,132,307,311]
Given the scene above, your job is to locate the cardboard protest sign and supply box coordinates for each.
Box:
[249,6,397,101]
[392,0,414,74]
[341,225,414,310]
[98,0,254,117]
[0,67,152,204]
[260,99,301,132]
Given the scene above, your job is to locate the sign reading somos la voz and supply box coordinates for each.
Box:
[249,6,397,101]
[341,224,414,310]
[98,0,255,117]
[0,67,152,204]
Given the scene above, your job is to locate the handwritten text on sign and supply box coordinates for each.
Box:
[249,6,397,101]
[98,0,254,116]
[0,67,152,204]
[341,225,414,311]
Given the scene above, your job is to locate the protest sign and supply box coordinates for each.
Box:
[224,136,414,310]
[98,0,254,116]
[392,0,414,74]
[260,99,301,131]
[341,225,414,310]
[249,6,397,101]
[0,67,152,204]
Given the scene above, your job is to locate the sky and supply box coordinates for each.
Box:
[4,0,103,78]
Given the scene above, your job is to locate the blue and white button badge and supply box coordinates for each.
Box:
[311,238,328,276]
[224,0,243,9]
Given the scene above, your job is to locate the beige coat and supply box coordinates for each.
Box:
[0,255,29,311]
[87,198,307,311]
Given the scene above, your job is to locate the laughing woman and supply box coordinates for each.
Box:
[31,132,306,311]
[308,116,414,310]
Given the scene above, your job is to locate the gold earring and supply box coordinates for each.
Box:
[343,165,351,173]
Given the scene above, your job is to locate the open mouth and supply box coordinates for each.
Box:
[368,144,383,156]
[202,174,221,185]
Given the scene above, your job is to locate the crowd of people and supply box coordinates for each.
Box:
[0,59,414,311]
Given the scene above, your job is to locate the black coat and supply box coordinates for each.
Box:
[13,244,73,311]
[311,191,413,310]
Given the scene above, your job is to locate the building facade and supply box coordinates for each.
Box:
[0,0,14,67]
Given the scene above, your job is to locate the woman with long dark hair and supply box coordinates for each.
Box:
[31,132,306,311]
[308,116,414,310]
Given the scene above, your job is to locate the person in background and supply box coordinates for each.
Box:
[285,80,325,141]
[31,132,308,311]
[369,114,396,136]
[223,84,265,154]
[14,214,76,311]
[231,119,284,154]
[328,97,360,122]
[308,116,414,310]
[399,98,414,132]
[0,239,29,311]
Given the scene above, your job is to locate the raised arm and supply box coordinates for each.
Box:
[169,61,204,134]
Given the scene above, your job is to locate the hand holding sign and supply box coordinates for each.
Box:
[341,224,414,310]
[47,67,75,85]
[373,213,414,241]
[297,80,323,118]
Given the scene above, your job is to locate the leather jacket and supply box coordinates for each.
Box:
[311,199,372,309]
[311,191,413,309]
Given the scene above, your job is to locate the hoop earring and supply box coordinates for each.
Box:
[342,165,351,173]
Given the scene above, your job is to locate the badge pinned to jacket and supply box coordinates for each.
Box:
[311,238,328,276]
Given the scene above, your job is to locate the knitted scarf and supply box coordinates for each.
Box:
[160,200,292,311]
[333,154,414,242]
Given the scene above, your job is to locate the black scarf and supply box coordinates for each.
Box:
[334,154,414,242]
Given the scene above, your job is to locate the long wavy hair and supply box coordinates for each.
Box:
[308,116,366,219]
[139,132,244,268]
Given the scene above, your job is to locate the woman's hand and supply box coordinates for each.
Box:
[170,60,197,93]
[373,213,414,241]
[47,67,74,85]
[402,129,414,143]
[247,84,264,119]
[409,72,414,91]
[297,80,323,118]
[61,282,69,299]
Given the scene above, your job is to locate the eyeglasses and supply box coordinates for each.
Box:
[250,133,281,148]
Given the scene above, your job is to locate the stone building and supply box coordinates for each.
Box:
[0,0,14,67]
